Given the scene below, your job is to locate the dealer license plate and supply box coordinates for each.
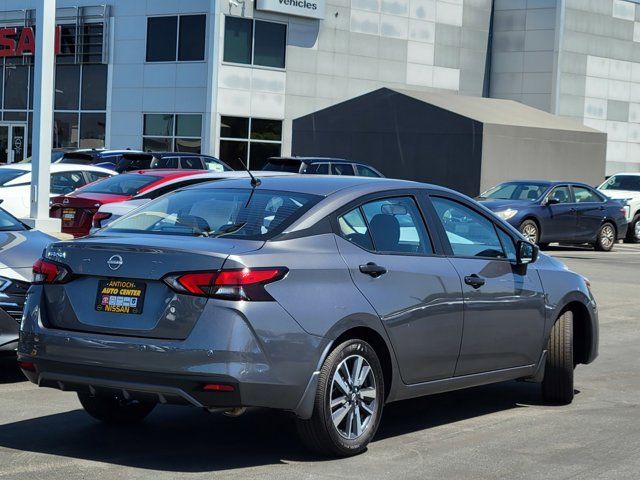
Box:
[95,279,146,315]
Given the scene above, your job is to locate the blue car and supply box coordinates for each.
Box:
[478,180,628,251]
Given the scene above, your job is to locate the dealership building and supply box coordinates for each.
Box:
[1,0,639,180]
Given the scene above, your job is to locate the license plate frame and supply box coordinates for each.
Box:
[62,207,76,226]
[95,278,146,315]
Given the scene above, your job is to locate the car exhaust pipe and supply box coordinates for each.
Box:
[205,407,247,417]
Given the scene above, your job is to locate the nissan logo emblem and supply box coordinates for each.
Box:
[107,255,123,271]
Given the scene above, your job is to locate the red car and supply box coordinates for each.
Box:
[50,170,204,237]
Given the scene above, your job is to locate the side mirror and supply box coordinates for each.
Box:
[545,197,560,206]
[517,240,538,265]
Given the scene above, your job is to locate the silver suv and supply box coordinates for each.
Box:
[19,176,598,457]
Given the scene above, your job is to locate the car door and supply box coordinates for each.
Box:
[572,185,607,241]
[542,185,578,242]
[334,192,464,384]
[428,194,546,376]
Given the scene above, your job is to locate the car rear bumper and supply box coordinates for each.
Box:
[18,286,327,413]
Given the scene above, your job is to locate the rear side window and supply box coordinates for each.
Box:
[338,196,432,254]
[331,163,355,176]
[51,171,85,195]
[85,171,111,183]
[573,186,603,203]
[355,165,380,177]
[431,197,506,259]
[0,169,27,186]
[262,160,301,172]
[180,157,204,169]
[152,157,179,169]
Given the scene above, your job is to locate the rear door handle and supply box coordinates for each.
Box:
[464,274,485,289]
[359,262,387,278]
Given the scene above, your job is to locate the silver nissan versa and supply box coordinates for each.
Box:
[18,176,598,457]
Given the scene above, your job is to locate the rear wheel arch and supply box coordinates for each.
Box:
[331,327,394,401]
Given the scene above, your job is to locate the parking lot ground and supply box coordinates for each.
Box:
[1,244,639,480]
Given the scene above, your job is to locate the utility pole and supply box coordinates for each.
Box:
[25,0,60,232]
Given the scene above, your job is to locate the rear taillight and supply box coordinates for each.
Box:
[163,267,288,301]
[92,211,112,229]
[32,258,71,284]
[18,361,36,372]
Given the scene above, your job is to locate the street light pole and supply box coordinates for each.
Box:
[25,0,60,232]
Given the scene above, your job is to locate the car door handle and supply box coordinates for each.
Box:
[464,274,485,289]
[569,207,577,212]
[359,262,387,278]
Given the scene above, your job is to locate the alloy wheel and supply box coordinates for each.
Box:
[329,354,377,440]
[635,221,640,241]
[521,222,538,244]
[600,224,615,249]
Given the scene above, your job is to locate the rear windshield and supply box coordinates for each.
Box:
[262,160,301,173]
[0,169,27,186]
[104,188,321,239]
[81,174,160,195]
[600,175,640,192]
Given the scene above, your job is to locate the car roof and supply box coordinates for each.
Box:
[267,157,357,165]
[607,172,640,176]
[186,174,428,197]
[0,163,114,174]
[499,180,597,187]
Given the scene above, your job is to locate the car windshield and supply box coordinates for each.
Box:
[600,175,640,192]
[104,188,321,239]
[262,160,301,173]
[0,207,25,231]
[480,182,549,201]
[80,174,160,195]
[0,169,27,186]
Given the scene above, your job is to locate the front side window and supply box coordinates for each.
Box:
[146,15,206,62]
[573,186,603,203]
[432,197,506,259]
[143,114,203,153]
[338,197,432,254]
[104,188,321,240]
[223,17,286,69]
[219,116,282,170]
[548,186,573,204]
[355,165,381,177]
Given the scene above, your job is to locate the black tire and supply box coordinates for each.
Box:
[542,311,574,405]
[594,222,616,251]
[519,219,540,245]
[624,214,640,243]
[77,393,156,424]
[296,339,385,457]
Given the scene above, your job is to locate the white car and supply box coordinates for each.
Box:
[91,171,295,232]
[0,163,115,219]
[598,172,640,242]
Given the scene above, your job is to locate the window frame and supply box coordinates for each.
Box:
[218,115,283,169]
[222,15,288,71]
[142,113,203,153]
[145,14,208,64]
[331,190,439,257]
[422,190,521,263]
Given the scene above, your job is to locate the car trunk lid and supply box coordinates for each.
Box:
[42,235,264,339]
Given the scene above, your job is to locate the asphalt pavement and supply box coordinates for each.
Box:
[1,244,639,479]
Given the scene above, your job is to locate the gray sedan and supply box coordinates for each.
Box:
[0,208,54,356]
[18,176,598,457]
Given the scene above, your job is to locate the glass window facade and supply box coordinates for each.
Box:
[143,114,203,153]
[146,15,206,62]
[223,17,286,69]
[219,116,282,170]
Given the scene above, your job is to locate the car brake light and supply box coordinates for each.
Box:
[163,267,288,301]
[203,383,235,392]
[92,211,112,228]
[18,361,36,372]
[32,258,71,284]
